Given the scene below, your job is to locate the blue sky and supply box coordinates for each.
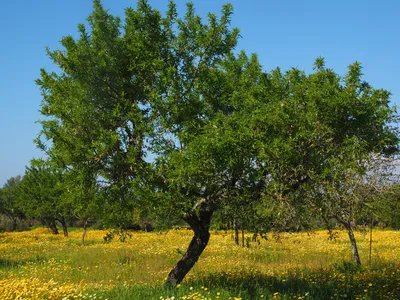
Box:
[1,0,399,186]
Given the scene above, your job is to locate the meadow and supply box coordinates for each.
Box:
[0,228,398,299]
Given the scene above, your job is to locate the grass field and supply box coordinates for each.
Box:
[0,228,399,299]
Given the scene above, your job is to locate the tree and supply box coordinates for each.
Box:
[300,155,392,265]
[36,0,398,284]
[0,176,25,231]
[375,183,400,229]
[250,59,398,266]
[61,168,101,245]
[36,0,239,284]
[19,160,72,236]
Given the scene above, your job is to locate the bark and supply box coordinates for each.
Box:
[369,216,373,266]
[46,219,59,234]
[11,218,17,232]
[165,200,213,285]
[82,218,89,246]
[144,222,153,232]
[343,221,362,266]
[234,219,239,246]
[57,217,68,237]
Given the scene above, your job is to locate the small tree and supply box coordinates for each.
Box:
[0,176,25,231]
[375,183,400,229]
[307,155,393,265]
[19,160,72,236]
[63,169,100,245]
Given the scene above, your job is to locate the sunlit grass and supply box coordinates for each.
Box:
[0,228,399,299]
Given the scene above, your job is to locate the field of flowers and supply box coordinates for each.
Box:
[0,227,398,299]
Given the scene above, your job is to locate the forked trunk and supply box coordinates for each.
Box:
[165,201,213,285]
[343,221,361,266]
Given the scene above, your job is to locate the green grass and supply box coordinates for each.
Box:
[0,228,399,299]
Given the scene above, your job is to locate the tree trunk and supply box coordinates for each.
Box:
[57,217,68,237]
[369,216,373,266]
[343,221,361,266]
[82,218,89,246]
[165,201,213,285]
[11,217,17,231]
[241,228,245,248]
[46,219,59,234]
[234,219,239,246]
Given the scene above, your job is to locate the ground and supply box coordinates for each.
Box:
[0,228,399,299]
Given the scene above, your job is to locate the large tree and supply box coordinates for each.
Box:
[36,0,398,285]
[37,0,239,284]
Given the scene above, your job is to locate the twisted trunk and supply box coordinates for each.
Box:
[165,200,213,285]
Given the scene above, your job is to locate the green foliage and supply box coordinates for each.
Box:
[36,0,399,231]
[34,0,399,280]
[18,160,72,229]
[36,0,240,226]
[62,167,100,223]
[0,176,25,230]
[370,183,400,229]
[249,60,398,231]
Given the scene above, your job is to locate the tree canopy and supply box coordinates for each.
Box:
[36,0,399,284]
[18,160,72,236]
[0,176,24,231]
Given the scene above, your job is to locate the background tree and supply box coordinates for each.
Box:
[19,160,72,236]
[62,168,100,245]
[251,59,398,266]
[374,183,400,229]
[0,176,25,231]
[303,154,392,265]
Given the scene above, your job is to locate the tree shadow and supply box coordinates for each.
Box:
[185,272,333,299]
[0,255,45,269]
[0,258,27,268]
[99,262,399,299]
[184,263,399,299]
